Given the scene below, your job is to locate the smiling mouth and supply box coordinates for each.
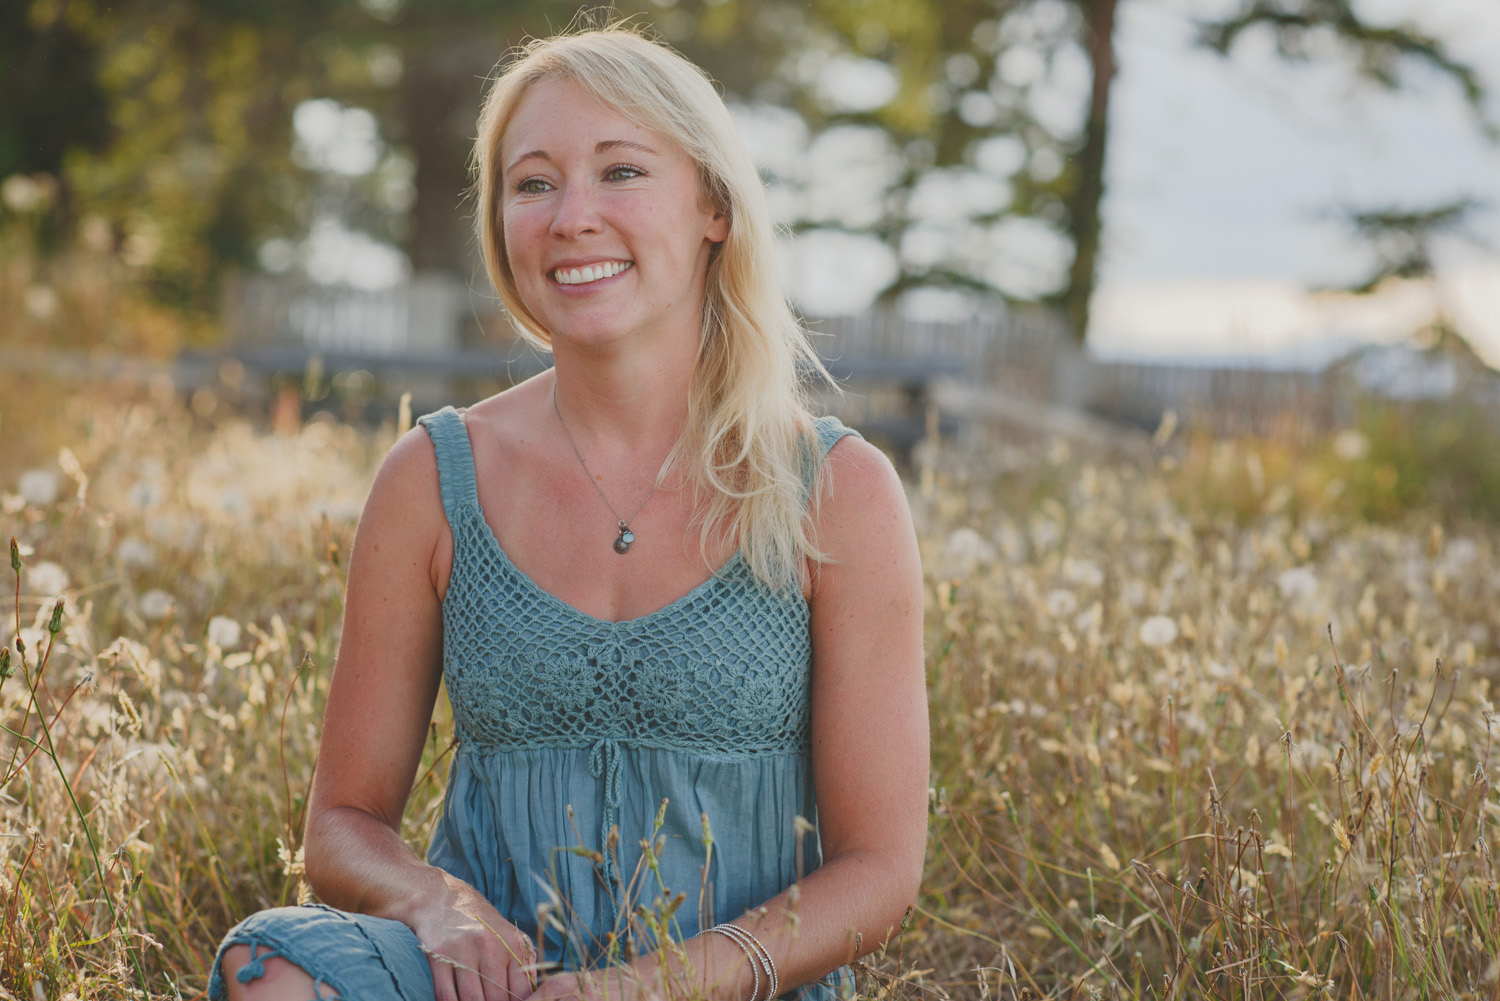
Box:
[552,261,632,285]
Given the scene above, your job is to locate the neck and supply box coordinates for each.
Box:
[549,338,697,452]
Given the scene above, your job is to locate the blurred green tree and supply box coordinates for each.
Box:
[8,0,1491,338]
[16,0,570,308]
[0,2,111,249]
[663,0,1490,342]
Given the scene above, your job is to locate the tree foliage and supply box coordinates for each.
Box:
[3,0,1492,337]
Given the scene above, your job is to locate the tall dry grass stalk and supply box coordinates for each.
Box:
[3,382,1498,999]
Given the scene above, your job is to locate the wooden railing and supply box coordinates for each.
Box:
[208,272,1486,444]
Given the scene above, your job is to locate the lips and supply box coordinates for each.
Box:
[551,261,632,285]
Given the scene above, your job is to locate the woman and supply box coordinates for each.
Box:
[213,24,926,1001]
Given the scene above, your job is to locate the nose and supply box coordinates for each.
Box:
[550,180,603,240]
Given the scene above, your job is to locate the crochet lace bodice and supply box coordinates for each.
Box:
[415,405,858,989]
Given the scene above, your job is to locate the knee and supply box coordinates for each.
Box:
[221,943,338,1000]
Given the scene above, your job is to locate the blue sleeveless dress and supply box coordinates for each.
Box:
[208,409,859,1001]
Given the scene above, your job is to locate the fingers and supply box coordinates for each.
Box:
[429,950,506,1001]
[456,966,489,1001]
[479,948,526,1001]
[429,956,461,1001]
[503,937,536,1000]
[429,935,533,1001]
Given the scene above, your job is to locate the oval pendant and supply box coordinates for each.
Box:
[614,530,634,555]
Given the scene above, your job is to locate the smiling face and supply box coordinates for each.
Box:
[498,76,729,355]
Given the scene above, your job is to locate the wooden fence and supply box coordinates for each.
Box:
[212,272,1438,444]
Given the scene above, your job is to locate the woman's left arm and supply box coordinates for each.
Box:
[774,432,930,974]
[527,435,928,1001]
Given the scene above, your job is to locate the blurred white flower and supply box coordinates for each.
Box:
[1,174,46,212]
[1333,429,1370,462]
[116,537,155,569]
[1029,517,1061,552]
[147,513,203,550]
[218,488,248,515]
[18,627,48,655]
[18,469,60,506]
[1064,557,1104,588]
[129,480,165,509]
[27,561,69,597]
[1276,566,1319,603]
[1439,537,1479,576]
[139,589,175,621]
[944,527,997,568]
[23,284,58,320]
[207,615,242,650]
[1138,615,1179,648]
[994,522,1028,563]
[1044,589,1078,618]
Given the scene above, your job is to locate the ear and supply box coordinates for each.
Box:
[706,210,729,244]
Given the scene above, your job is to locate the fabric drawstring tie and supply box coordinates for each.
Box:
[589,737,624,905]
[237,941,282,983]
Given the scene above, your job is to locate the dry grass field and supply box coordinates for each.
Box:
[4,374,1500,1000]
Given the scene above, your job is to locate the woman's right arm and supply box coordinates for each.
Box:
[304,427,534,1001]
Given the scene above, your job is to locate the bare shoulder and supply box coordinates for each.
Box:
[368,422,445,516]
[351,422,452,592]
[812,434,911,546]
[808,433,919,604]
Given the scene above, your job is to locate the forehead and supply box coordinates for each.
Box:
[503,76,669,156]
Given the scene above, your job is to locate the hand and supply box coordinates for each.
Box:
[524,966,659,1001]
[408,872,537,1001]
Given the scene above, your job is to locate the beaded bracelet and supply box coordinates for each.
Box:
[709,922,778,1001]
[706,924,760,1001]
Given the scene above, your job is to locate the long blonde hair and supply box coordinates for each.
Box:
[473,25,834,592]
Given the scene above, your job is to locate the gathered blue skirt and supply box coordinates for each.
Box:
[209,903,854,1000]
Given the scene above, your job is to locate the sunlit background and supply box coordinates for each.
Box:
[9,4,1500,998]
[4,0,1495,370]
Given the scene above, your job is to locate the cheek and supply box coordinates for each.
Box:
[501,207,543,268]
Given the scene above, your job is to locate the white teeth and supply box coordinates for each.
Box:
[553,261,631,285]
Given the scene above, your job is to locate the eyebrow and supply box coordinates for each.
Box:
[505,139,661,176]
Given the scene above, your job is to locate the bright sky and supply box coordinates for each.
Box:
[1091,0,1500,366]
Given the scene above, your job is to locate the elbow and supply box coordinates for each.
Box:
[877,854,925,949]
[833,842,926,955]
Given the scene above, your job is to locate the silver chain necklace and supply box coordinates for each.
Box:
[552,386,665,554]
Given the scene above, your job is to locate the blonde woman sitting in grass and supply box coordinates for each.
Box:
[212,23,927,1001]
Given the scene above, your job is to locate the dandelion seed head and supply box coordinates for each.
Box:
[1277,566,1320,603]
[1073,602,1102,634]
[218,487,248,515]
[1029,516,1062,553]
[944,527,997,570]
[1138,615,1178,648]
[139,589,175,621]
[207,615,243,650]
[24,284,58,320]
[1333,429,1370,462]
[1063,557,1104,588]
[27,561,69,598]
[129,479,165,509]
[1044,589,1078,619]
[115,537,155,569]
[18,469,60,507]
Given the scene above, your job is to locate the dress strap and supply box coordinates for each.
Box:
[812,415,860,459]
[803,416,862,503]
[416,406,480,522]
